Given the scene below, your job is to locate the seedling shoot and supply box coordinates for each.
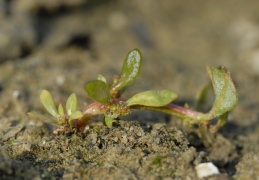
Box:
[29,49,238,133]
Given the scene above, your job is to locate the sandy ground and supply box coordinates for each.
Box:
[0,0,259,179]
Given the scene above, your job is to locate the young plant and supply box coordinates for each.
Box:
[29,48,238,133]
[28,90,83,134]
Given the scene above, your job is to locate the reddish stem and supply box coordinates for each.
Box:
[75,99,213,131]
[130,103,213,123]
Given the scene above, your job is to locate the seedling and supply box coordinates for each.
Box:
[29,48,238,133]
[28,91,83,134]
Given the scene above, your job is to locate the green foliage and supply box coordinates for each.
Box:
[85,80,111,103]
[104,116,114,127]
[29,90,83,128]
[66,93,77,115]
[40,90,59,118]
[126,90,178,107]
[69,110,83,125]
[111,49,142,96]
[117,49,142,89]
[29,48,238,133]
[195,84,210,111]
[58,103,65,116]
[207,66,238,117]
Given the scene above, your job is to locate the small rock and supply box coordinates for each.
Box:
[56,75,65,86]
[195,162,219,178]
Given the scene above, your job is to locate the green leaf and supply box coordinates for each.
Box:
[68,110,83,125]
[28,112,58,124]
[69,110,83,120]
[58,103,65,116]
[104,116,113,127]
[115,49,142,91]
[40,90,59,118]
[195,84,210,111]
[84,80,111,103]
[126,90,178,107]
[66,93,77,115]
[207,66,238,117]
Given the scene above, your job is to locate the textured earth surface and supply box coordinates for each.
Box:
[0,1,259,179]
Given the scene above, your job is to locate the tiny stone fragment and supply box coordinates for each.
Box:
[195,162,219,178]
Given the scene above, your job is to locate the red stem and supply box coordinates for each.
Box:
[75,99,213,131]
[130,103,212,123]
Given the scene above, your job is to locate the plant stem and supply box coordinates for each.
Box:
[74,102,103,131]
[76,99,215,131]
[130,104,214,124]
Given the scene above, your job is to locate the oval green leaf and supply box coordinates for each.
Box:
[126,90,178,107]
[207,66,238,117]
[58,103,65,116]
[195,84,210,111]
[70,110,83,120]
[114,49,142,91]
[84,80,111,103]
[66,93,77,115]
[69,110,83,125]
[40,90,59,118]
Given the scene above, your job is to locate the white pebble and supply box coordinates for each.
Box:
[195,162,219,178]
[13,90,20,98]
[56,75,65,86]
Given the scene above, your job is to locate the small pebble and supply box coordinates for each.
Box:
[195,162,219,178]
[12,90,20,98]
[56,75,65,86]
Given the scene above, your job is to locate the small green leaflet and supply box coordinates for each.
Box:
[58,103,65,116]
[69,110,83,125]
[104,116,114,127]
[85,80,111,103]
[66,93,77,115]
[126,90,177,107]
[40,90,59,118]
[114,49,142,91]
[69,111,83,120]
[207,66,238,117]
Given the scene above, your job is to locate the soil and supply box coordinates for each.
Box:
[0,1,259,179]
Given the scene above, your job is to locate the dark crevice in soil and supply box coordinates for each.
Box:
[65,34,92,50]
[32,18,50,44]
[20,46,32,59]
[220,121,259,138]
[212,158,239,176]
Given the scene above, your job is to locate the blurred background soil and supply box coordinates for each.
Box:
[0,0,259,179]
